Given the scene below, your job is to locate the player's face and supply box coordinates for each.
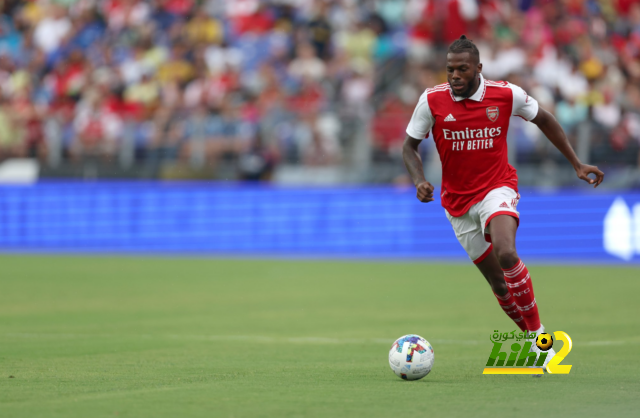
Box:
[446,52,482,98]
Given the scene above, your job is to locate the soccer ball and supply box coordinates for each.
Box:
[388,334,434,380]
[536,333,554,351]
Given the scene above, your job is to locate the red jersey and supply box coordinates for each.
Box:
[406,74,539,217]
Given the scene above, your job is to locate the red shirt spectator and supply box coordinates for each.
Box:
[373,97,414,151]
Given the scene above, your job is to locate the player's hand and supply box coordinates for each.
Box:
[575,163,604,188]
[416,181,435,202]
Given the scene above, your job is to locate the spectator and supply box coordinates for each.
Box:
[0,95,23,158]
[593,90,622,130]
[335,20,377,73]
[555,98,588,134]
[307,2,332,59]
[156,43,194,85]
[33,4,71,54]
[288,42,326,82]
[185,6,223,46]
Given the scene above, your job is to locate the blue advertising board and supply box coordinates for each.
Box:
[0,182,638,263]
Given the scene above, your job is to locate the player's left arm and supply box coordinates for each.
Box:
[531,108,604,188]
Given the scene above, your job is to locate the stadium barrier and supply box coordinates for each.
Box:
[0,182,638,263]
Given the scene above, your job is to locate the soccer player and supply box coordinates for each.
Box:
[402,35,604,368]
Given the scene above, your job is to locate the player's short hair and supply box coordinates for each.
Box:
[448,35,480,63]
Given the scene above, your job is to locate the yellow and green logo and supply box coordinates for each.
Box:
[482,330,573,375]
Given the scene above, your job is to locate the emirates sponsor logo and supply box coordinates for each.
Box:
[442,127,502,140]
[442,126,503,151]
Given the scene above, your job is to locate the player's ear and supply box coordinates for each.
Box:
[477,62,483,73]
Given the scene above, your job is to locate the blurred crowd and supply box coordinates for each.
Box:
[0,0,638,180]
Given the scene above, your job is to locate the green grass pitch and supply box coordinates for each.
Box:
[1,255,639,417]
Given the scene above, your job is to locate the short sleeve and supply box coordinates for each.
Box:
[509,83,539,121]
[406,92,435,140]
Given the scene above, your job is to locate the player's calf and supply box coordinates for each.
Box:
[502,258,541,332]
[476,253,527,331]
[493,290,527,331]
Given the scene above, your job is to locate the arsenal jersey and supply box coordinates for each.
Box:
[406,74,539,217]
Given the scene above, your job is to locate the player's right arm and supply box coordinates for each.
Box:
[402,135,434,202]
[403,91,436,203]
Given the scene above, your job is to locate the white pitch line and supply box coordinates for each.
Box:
[2,333,636,346]
[162,335,482,345]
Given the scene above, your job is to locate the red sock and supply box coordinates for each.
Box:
[502,259,541,331]
[493,291,527,331]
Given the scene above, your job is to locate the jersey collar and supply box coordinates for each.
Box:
[450,73,486,102]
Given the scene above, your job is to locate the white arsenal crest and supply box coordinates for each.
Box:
[486,106,499,122]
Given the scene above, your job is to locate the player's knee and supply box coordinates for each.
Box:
[491,280,509,296]
[495,246,519,269]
